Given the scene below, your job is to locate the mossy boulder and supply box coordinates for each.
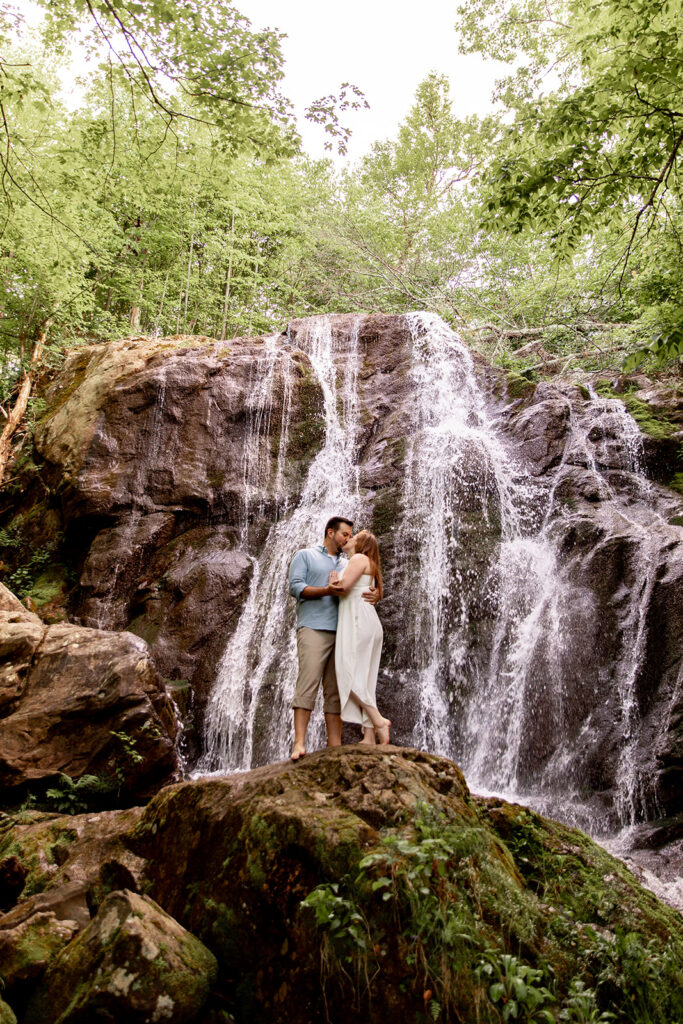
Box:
[0,910,78,987]
[0,805,143,928]
[0,998,16,1024]
[125,747,682,1024]
[24,889,217,1024]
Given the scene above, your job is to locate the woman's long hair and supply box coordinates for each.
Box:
[354,530,383,599]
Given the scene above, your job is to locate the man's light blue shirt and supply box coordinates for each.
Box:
[289,545,346,631]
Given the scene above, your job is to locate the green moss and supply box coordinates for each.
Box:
[506,371,536,400]
[669,473,683,496]
[284,368,325,460]
[128,611,163,646]
[207,469,227,489]
[0,995,17,1024]
[593,381,677,440]
[477,800,683,1022]
[392,437,407,462]
[27,564,69,608]
[594,378,616,397]
[42,356,91,417]
[576,383,591,400]
[0,816,79,899]
[623,394,677,439]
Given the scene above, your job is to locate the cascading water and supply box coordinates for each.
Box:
[453,373,664,831]
[240,335,294,537]
[200,316,363,771]
[395,312,544,757]
[199,310,673,841]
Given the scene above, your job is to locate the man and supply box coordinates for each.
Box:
[288,516,377,760]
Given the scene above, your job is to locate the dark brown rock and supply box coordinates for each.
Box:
[124,526,253,712]
[0,584,178,797]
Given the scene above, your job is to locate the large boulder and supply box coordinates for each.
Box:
[0,584,178,799]
[24,890,217,1024]
[0,804,144,1015]
[0,806,144,928]
[0,911,79,988]
[127,746,682,1024]
[34,333,320,521]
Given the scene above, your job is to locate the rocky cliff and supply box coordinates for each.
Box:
[1,315,679,823]
[0,313,681,1021]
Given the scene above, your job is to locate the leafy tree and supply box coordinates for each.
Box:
[457,0,683,366]
[306,74,495,321]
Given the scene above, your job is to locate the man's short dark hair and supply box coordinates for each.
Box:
[324,516,353,537]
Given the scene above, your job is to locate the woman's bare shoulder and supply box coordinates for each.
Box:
[349,553,371,571]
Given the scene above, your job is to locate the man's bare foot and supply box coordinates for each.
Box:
[290,741,306,762]
[375,719,391,745]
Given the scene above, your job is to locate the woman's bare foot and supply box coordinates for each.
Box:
[360,727,376,746]
[376,719,391,745]
[290,741,306,762]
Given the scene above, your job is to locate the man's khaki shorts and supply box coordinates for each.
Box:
[292,627,341,714]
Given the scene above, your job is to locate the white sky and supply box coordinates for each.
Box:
[240,0,507,162]
[21,0,507,165]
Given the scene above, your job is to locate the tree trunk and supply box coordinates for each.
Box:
[129,304,142,331]
[155,267,171,335]
[0,320,51,487]
[220,210,235,341]
[183,234,194,331]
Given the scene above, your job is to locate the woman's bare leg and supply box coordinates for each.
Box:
[348,690,390,745]
[360,726,376,745]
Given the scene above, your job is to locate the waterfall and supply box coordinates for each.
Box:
[240,335,294,537]
[200,316,363,771]
[395,313,543,756]
[198,310,670,834]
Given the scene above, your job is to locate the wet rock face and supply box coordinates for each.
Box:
[0,584,178,798]
[32,333,333,735]
[492,381,683,821]
[30,319,421,739]
[36,333,326,523]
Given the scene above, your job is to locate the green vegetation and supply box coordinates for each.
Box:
[0,0,681,433]
[0,2,679,538]
[593,381,678,440]
[301,803,683,1024]
[45,773,103,815]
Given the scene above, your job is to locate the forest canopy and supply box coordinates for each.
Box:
[0,0,681,466]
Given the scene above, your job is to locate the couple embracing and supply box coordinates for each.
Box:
[287,516,391,761]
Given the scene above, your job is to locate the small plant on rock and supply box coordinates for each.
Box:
[559,979,615,1023]
[45,773,102,814]
[477,954,557,1022]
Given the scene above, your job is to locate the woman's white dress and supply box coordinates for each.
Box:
[335,573,383,727]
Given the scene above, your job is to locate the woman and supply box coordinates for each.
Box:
[330,530,390,745]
